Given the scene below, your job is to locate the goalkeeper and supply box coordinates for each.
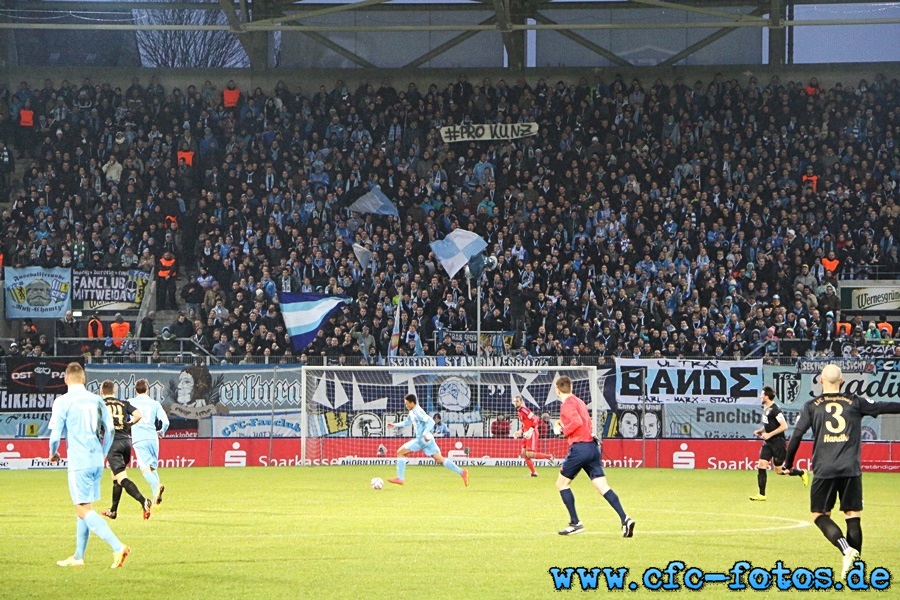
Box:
[512,395,555,477]
[387,393,469,487]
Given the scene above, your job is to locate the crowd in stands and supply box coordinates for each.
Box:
[1,71,898,364]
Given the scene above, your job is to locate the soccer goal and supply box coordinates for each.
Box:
[299,365,601,466]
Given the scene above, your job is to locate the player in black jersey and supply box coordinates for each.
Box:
[784,364,900,580]
[98,380,152,521]
[749,385,808,501]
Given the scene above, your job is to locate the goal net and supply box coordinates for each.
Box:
[300,365,600,467]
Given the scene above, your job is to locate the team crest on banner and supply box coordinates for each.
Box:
[4,267,72,318]
[772,372,801,405]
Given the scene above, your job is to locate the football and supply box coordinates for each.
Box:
[370,477,384,490]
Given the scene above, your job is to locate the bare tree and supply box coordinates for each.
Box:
[133,0,249,68]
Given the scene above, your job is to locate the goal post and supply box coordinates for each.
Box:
[300,365,601,467]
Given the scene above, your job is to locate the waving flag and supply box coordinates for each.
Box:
[414,332,425,357]
[388,304,402,358]
[352,243,373,271]
[429,229,487,279]
[281,292,350,351]
[349,187,399,218]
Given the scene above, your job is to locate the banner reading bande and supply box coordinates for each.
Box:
[615,358,763,405]
[72,268,151,311]
[4,267,71,318]
[439,122,538,143]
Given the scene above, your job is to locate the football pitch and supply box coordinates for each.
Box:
[2,466,897,599]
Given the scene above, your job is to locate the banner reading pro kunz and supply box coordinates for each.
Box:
[72,268,150,311]
[439,123,538,143]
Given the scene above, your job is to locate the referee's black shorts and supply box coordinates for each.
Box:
[810,476,863,513]
[107,437,133,475]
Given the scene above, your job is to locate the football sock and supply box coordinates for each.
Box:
[560,488,579,524]
[74,517,89,560]
[533,452,552,459]
[142,469,161,499]
[397,458,407,480]
[524,458,536,475]
[789,468,805,477]
[603,489,628,523]
[845,517,862,553]
[757,469,767,495]
[110,481,123,512]
[443,459,463,475]
[83,510,124,552]
[120,478,147,507]
[814,515,850,553]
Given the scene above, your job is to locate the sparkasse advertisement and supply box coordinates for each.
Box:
[2,438,897,471]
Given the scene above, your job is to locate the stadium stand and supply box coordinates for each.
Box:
[0,73,897,363]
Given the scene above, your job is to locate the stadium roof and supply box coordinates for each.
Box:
[6,0,899,32]
[2,0,898,68]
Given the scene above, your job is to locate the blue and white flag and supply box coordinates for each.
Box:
[352,243,373,271]
[414,332,426,357]
[429,230,487,279]
[388,306,402,358]
[349,187,399,218]
[281,293,350,351]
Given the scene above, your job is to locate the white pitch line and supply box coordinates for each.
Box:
[9,513,812,540]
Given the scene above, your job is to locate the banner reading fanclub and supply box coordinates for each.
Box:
[615,358,763,405]
[72,268,150,311]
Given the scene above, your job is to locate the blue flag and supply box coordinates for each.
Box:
[414,332,425,357]
[281,292,350,351]
[429,229,487,278]
[388,303,402,358]
[349,187,399,218]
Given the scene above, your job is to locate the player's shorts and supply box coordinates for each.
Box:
[133,439,160,470]
[760,440,787,466]
[810,476,863,513]
[68,466,102,505]
[106,437,133,475]
[560,441,605,480]
[402,436,441,457]
[520,430,539,453]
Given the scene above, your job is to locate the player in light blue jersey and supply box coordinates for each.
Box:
[128,379,170,506]
[386,393,469,486]
[50,362,131,569]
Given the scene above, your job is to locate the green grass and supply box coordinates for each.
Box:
[1,466,898,599]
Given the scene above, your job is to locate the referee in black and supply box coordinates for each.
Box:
[98,380,153,520]
[784,364,900,581]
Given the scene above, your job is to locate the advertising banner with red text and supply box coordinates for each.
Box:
[2,438,897,471]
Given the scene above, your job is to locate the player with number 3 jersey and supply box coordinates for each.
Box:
[784,364,900,581]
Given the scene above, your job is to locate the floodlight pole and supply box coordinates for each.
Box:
[476,274,482,365]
